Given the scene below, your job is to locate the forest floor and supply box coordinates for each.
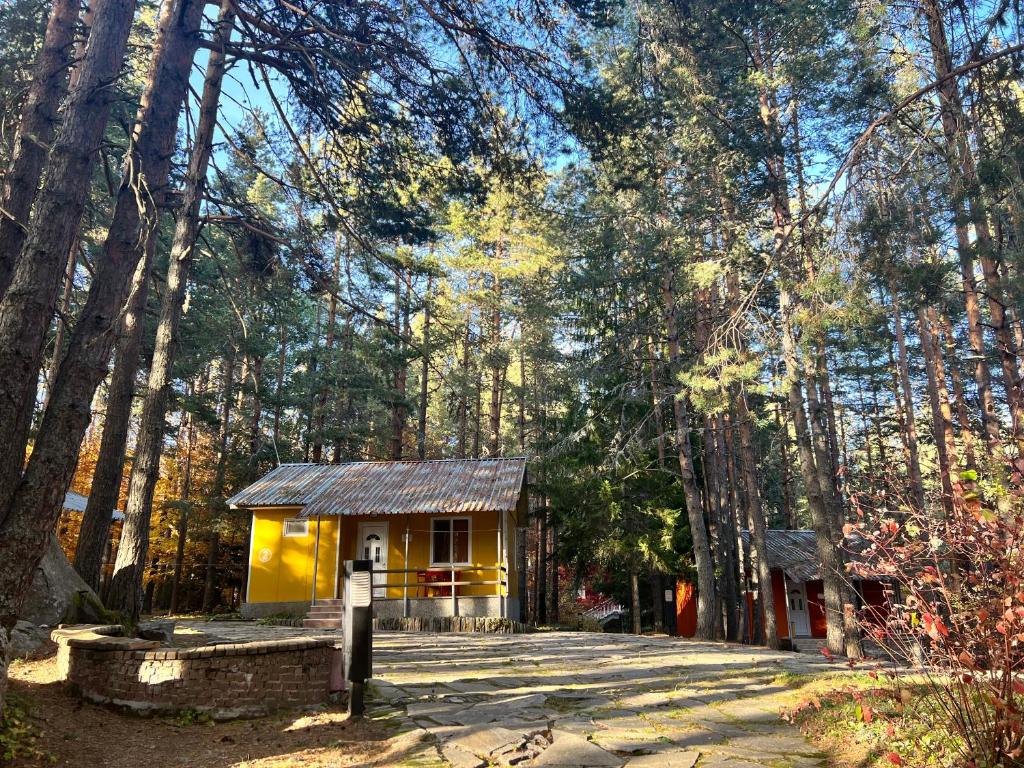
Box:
[5,625,915,767]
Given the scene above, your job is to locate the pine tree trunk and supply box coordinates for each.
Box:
[888,279,926,510]
[549,521,559,624]
[753,36,860,656]
[0,0,79,296]
[73,241,155,590]
[663,271,717,640]
[919,307,959,517]
[0,0,139,525]
[105,0,230,621]
[417,275,432,460]
[0,0,205,643]
[735,388,779,648]
[457,316,471,458]
[43,243,79,409]
[489,267,503,457]
[937,312,977,469]
[631,571,641,635]
[536,509,547,625]
[920,0,1013,451]
[201,531,219,612]
[313,241,341,462]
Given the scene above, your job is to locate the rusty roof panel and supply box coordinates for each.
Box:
[225,458,527,517]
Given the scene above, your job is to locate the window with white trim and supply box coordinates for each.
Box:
[430,517,471,565]
[283,518,309,537]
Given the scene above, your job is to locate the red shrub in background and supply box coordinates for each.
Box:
[846,468,1024,766]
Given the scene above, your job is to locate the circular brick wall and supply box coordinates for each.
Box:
[53,626,342,719]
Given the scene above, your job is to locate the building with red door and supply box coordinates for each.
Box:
[674,530,892,645]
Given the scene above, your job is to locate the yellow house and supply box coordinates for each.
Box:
[226,458,527,623]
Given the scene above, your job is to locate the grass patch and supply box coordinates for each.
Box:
[783,679,962,767]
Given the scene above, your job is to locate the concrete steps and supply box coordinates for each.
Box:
[303,599,343,629]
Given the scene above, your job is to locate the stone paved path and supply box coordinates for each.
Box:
[187,623,842,767]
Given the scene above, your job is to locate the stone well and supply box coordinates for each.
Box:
[52,625,344,719]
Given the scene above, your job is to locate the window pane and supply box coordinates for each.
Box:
[432,519,451,564]
[453,519,469,563]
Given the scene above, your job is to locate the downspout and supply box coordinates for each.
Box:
[403,516,410,618]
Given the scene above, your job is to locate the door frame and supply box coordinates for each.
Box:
[787,581,811,637]
[357,521,389,598]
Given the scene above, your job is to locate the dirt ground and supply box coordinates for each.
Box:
[5,650,435,768]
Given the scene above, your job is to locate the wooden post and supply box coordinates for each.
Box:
[311,514,321,606]
[403,520,410,618]
[497,510,504,618]
[450,524,458,616]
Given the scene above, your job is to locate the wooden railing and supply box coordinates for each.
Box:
[372,566,509,617]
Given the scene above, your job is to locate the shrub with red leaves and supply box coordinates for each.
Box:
[845,467,1024,766]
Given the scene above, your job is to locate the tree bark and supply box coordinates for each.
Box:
[663,270,717,640]
[73,240,155,590]
[920,0,1021,451]
[735,388,779,648]
[417,275,432,460]
[312,239,340,462]
[888,279,926,510]
[0,0,138,526]
[0,0,79,296]
[631,571,641,634]
[919,307,958,517]
[103,0,229,621]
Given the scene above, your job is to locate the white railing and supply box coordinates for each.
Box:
[582,598,625,620]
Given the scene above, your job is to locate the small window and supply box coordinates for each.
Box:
[431,518,470,565]
[283,518,308,537]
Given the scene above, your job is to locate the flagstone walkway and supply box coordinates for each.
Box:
[189,623,843,767]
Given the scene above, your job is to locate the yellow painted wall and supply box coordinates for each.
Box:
[247,508,341,603]
[247,500,526,604]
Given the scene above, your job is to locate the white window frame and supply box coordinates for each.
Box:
[283,518,309,538]
[430,516,472,567]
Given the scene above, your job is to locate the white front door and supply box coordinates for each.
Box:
[788,582,811,637]
[358,522,389,598]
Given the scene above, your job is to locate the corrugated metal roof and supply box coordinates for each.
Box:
[63,490,124,520]
[225,458,527,518]
[742,529,868,583]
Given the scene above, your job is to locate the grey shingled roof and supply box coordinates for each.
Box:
[742,529,825,583]
[225,458,527,518]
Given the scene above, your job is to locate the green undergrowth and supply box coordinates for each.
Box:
[1,694,54,764]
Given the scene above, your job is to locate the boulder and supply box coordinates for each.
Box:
[9,620,52,659]
[138,619,175,643]
[20,535,106,627]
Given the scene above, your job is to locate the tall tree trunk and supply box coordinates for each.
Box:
[888,279,926,510]
[417,275,432,460]
[0,0,205,644]
[631,571,641,635]
[204,351,235,612]
[735,388,779,649]
[0,0,79,296]
[390,271,409,460]
[920,0,1018,451]
[919,307,959,517]
[169,406,196,615]
[73,242,155,589]
[663,270,717,640]
[536,509,547,625]
[456,316,471,458]
[106,1,231,621]
[489,264,503,457]
[753,34,860,656]
[312,241,341,462]
[549,520,559,624]
[937,312,977,469]
[43,243,79,409]
[0,0,139,525]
